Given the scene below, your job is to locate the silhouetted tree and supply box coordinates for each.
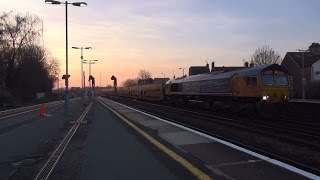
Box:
[0,12,59,103]
[122,79,138,87]
[13,45,59,101]
[251,45,281,65]
[0,12,42,90]
[138,69,152,84]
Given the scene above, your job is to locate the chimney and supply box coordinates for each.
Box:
[211,61,215,72]
[244,61,249,68]
[309,43,320,56]
[206,62,209,73]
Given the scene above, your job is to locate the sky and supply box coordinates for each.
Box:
[1,0,320,87]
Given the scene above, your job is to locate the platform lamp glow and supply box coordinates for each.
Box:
[72,46,92,103]
[45,0,87,115]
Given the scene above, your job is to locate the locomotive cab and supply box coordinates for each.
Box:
[231,64,290,104]
[260,70,290,103]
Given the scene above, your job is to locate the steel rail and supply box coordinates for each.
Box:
[122,98,320,139]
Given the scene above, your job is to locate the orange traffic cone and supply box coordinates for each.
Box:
[39,104,45,116]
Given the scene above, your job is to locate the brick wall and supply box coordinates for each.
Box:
[282,54,313,98]
[282,55,301,98]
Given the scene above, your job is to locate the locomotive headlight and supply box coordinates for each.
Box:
[262,95,269,100]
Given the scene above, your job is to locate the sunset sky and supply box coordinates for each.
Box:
[1,0,320,87]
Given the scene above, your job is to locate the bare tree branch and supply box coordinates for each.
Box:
[251,45,282,65]
[0,12,59,103]
[137,69,152,84]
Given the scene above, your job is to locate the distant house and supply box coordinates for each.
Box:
[312,60,320,82]
[281,43,320,98]
[211,61,253,75]
[211,61,248,73]
[137,78,153,85]
[153,78,170,84]
[137,78,170,85]
[189,62,249,76]
[188,63,210,76]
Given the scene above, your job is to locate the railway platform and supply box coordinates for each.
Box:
[92,97,318,180]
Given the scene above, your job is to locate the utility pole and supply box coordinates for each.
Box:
[297,49,309,100]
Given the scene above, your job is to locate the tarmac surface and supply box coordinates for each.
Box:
[0,99,82,179]
[78,100,179,179]
[48,99,197,179]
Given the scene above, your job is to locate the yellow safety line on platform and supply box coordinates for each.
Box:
[97,98,212,180]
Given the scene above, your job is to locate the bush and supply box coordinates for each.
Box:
[0,88,15,107]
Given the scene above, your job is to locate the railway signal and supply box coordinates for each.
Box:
[62,75,70,86]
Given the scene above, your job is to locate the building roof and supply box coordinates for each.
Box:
[286,52,320,68]
[189,66,210,76]
[153,78,170,84]
[167,64,287,84]
[213,66,245,72]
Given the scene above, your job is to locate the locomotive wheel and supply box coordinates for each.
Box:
[172,97,186,106]
[233,103,253,116]
[177,97,187,106]
[255,102,274,119]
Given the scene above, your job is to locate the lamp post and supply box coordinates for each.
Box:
[297,49,310,100]
[72,46,91,103]
[179,67,185,77]
[83,59,98,77]
[45,0,87,115]
[161,73,165,78]
[83,59,98,97]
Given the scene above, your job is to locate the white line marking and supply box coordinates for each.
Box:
[0,98,79,114]
[214,159,262,168]
[0,103,63,120]
[100,97,320,180]
[0,101,62,114]
[34,102,92,180]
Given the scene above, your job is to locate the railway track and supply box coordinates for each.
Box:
[148,102,320,149]
[269,117,320,131]
[101,96,320,175]
[121,98,320,142]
